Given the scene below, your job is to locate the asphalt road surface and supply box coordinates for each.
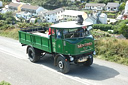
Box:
[0,36,128,85]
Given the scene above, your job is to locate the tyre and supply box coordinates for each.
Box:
[57,56,70,73]
[27,46,41,63]
[83,55,93,66]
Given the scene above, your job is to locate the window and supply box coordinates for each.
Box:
[56,29,62,39]
[64,28,90,39]
[92,6,94,8]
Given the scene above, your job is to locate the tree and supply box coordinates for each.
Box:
[119,24,128,38]
[119,2,125,11]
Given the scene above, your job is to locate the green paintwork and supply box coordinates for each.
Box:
[63,38,94,55]
[19,21,95,56]
[19,31,52,53]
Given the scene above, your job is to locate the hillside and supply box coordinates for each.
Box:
[20,0,72,9]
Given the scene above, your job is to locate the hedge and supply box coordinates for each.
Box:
[93,24,113,31]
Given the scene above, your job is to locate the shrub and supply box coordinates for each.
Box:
[0,81,11,85]
[93,24,113,31]
[95,37,128,65]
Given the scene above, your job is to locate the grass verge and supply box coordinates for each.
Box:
[95,37,128,66]
[0,29,19,40]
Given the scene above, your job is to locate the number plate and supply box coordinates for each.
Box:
[77,56,88,63]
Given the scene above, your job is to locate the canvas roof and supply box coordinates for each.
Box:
[51,21,93,29]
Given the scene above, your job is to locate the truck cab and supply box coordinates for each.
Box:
[49,21,95,73]
[50,21,94,55]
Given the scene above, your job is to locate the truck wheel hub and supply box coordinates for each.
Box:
[58,61,63,69]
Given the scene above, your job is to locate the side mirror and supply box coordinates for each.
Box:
[87,26,92,31]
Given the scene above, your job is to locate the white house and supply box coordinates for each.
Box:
[85,3,106,10]
[70,0,81,2]
[85,16,97,24]
[16,12,32,20]
[8,2,20,12]
[62,10,85,21]
[99,13,107,24]
[0,1,3,7]
[106,2,120,12]
[42,8,65,23]
[123,1,128,20]
[85,13,107,24]
[21,4,46,15]
[125,1,128,14]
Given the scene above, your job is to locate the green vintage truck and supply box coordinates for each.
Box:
[19,20,95,73]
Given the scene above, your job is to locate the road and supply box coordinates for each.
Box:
[0,36,128,85]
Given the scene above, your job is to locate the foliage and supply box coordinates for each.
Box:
[93,24,113,31]
[0,20,15,30]
[0,81,11,85]
[118,24,128,38]
[17,22,52,28]
[96,0,115,4]
[0,12,16,30]
[106,12,118,18]
[0,28,19,40]
[93,20,128,38]
[21,0,73,9]
[39,23,52,27]
[114,20,128,36]
[119,2,125,11]
[95,37,128,66]
[17,23,39,28]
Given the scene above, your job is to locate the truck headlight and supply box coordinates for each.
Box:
[93,51,96,55]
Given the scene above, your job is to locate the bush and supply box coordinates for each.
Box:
[93,24,113,31]
[107,13,117,18]
[113,20,128,38]
[118,24,128,38]
[95,37,128,65]
[0,81,11,85]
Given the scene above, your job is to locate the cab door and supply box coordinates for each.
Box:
[51,29,63,53]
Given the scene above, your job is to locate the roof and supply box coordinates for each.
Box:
[8,2,20,8]
[85,3,106,7]
[115,34,126,39]
[44,8,64,15]
[62,10,85,17]
[107,2,119,7]
[21,4,39,10]
[50,21,93,29]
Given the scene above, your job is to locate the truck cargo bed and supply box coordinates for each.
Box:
[19,29,52,53]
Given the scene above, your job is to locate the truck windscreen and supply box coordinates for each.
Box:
[63,28,90,39]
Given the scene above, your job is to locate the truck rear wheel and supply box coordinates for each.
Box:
[27,46,40,63]
[57,56,70,74]
[83,55,93,66]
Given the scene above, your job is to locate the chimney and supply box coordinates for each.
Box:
[76,15,84,25]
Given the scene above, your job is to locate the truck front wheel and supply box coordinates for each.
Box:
[83,55,93,66]
[57,56,70,74]
[27,46,40,63]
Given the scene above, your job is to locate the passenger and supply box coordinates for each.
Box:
[57,30,62,39]
[48,27,54,35]
[77,28,84,37]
